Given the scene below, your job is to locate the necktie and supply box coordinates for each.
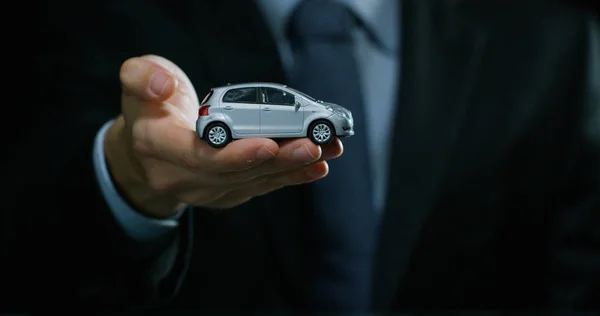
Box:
[287,0,377,311]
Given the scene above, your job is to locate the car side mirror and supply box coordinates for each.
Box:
[295,101,301,111]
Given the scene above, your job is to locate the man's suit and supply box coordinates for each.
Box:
[5,0,598,312]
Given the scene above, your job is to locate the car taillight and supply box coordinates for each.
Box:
[198,105,210,116]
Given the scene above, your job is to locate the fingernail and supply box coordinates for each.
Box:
[148,71,171,97]
[293,144,318,163]
[255,146,276,161]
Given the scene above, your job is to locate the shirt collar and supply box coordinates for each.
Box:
[255,0,398,51]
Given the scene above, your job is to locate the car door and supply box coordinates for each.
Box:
[260,87,304,134]
[221,87,260,134]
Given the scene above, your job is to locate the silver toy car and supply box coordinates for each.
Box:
[196,82,354,148]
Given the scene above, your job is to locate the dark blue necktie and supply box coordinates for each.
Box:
[287,0,377,311]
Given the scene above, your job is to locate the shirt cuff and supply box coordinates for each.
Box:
[92,119,186,242]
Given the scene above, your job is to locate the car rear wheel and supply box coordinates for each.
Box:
[205,122,231,148]
[308,120,334,145]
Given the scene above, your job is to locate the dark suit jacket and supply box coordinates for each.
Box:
[5,0,598,313]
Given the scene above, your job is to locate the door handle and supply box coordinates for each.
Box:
[224,106,233,110]
[263,107,271,111]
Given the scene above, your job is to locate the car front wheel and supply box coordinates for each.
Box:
[205,122,231,148]
[308,120,334,145]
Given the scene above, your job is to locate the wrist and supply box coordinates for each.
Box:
[104,116,183,218]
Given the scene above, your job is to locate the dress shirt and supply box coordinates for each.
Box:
[93,0,400,241]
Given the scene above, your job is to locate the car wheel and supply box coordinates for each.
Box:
[308,120,334,145]
[205,122,231,148]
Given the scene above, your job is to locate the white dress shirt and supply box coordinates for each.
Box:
[93,0,400,241]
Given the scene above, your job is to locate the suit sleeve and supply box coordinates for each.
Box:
[545,12,600,308]
[93,119,186,242]
[0,2,192,312]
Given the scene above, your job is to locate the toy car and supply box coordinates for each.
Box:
[196,82,354,148]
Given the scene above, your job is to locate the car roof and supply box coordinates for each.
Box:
[212,82,288,91]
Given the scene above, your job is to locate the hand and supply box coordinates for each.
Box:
[104,55,343,218]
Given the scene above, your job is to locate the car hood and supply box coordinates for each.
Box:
[319,101,352,118]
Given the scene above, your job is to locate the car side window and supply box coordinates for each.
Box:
[263,88,295,105]
[222,87,257,103]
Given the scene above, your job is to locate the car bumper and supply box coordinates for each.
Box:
[329,114,354,137]
[337,129,354,137]
[196,116,211,139]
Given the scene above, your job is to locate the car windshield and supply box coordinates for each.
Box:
[286,87,317,102]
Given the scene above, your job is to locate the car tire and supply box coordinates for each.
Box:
[204,122,232,148]
[308,120,334,145]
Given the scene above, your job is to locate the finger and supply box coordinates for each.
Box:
[195,161,329,209]
[267,160,329,186]
[212,137,342,185]
[319,137,344,161]
[139,54,200,105]
[146,135,342,193]
[137,122,342,190]
[212,138,321,184]
[138,55,201,123]
[142,143,338,198]
[151,151,331,195]
[266,137,343,166]
[135,120,281,173]
[137,140,280,193]
[120,56,179,101]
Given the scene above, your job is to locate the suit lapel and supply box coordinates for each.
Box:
[372,0,489,308]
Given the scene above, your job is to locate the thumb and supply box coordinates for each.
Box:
[119,56,178,102]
